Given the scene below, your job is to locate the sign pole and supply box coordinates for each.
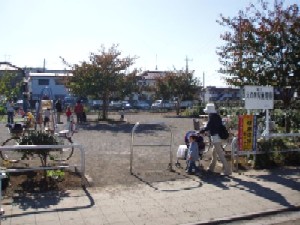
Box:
[263,109,270,140]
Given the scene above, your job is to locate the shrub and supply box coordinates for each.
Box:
[17,131,60,167]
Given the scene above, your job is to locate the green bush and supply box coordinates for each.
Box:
[255,138,300,169]
[182,105,204,117]
[17,131,60,167]
[0,105,6,114]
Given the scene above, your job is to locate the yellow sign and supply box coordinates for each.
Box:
[238,115,257,151]
[242,115,253,150]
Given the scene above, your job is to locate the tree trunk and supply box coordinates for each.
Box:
[176,100,180,116]
[102,96,109,120]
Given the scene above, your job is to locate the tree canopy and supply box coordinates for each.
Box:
[155,70,200,115]
[66,44,138,119]
[217,0,299,107]
[0,71,22,100]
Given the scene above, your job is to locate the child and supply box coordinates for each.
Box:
[186,134,200,175]
[66,106,72,122]
[44,108,51,127]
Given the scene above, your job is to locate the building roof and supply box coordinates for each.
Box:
[139,70,167,80]
[29,72,73,77]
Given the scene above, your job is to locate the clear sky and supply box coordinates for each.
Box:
[0,0,298,87]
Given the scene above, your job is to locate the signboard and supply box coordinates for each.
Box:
[238,115,257,151]
[244,85,274,110]
[41,100,52,110]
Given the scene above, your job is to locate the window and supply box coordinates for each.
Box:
[38,79,49,85]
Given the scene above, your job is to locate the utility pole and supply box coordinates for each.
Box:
[184,55,192,74]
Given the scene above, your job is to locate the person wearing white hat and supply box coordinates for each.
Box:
[203,103,231,176]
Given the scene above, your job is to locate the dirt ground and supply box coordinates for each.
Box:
[1,112,223,195]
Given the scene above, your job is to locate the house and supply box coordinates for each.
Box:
[201,86,242,103]
[29,72,72,101]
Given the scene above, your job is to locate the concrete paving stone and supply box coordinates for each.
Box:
[7,214,36,224]
[109,221,135,225]
[58,210,85,221]
[123,209,149,219]
[144,207,171,218]
[35,212,60,223]
[171,212,202,224]
[121,205,147,213]
[100,206,124,215]
[198,209,216,220]
[82,215,110,225]
[60,220,86,225]
[207,207,234,219]
[104,212,132,224]
[1,217,11,225]
[79,206,102,217]
[149,216,179,225]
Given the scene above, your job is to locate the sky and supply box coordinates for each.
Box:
[0,0,299,87]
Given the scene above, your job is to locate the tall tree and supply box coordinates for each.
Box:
[65,44,137,120]
[155,70,200,115]
[217,0,300,132]
[217,0,300,107]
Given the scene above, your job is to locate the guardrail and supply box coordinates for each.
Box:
[231,133,300,172]
[0,143,85,175]
[0,143,85,218]
[130,122,173,174]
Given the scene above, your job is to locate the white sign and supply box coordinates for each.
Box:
[244,85,274,110]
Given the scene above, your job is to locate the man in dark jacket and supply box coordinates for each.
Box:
[55,99,63,124]
[203,103,231,176]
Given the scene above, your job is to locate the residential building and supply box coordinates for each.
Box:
[29,71,72,101]
[202,86,242,103]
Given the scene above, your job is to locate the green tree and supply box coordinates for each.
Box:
[217,0,300,132]
[65,44,138,120]
[155,70,200,115]
[0,71,22,100]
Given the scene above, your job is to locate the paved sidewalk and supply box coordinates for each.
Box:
[1,167,300,225]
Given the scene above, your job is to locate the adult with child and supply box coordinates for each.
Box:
[203,103,231,176]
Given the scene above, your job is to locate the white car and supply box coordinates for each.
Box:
[151,100,174,109]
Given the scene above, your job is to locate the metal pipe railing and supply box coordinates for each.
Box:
[0,144,85,176]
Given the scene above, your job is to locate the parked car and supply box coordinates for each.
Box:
[121,101,132,109]
[151,100,174,109]
[173,100,193,109]
[133,100,151,110]
[64,96,77,109]
[90,100,103,110]
[109,101,123,110]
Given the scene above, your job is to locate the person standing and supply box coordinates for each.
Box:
[203,103,231,176]
[44,108,51,128]
[55,99,62,124]
[66,106,72,122]
[74,100,83,124]
[6,99,15,124]
[186,134,200,175]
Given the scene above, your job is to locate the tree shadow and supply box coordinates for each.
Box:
[198,171,232,190]
[246,167,300,192]
[131,170,202,192]
[4,186,95,219]
[79,122,170,134]
[229,175,296,208]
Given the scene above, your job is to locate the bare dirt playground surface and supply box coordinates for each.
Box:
[1,112,212,195]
